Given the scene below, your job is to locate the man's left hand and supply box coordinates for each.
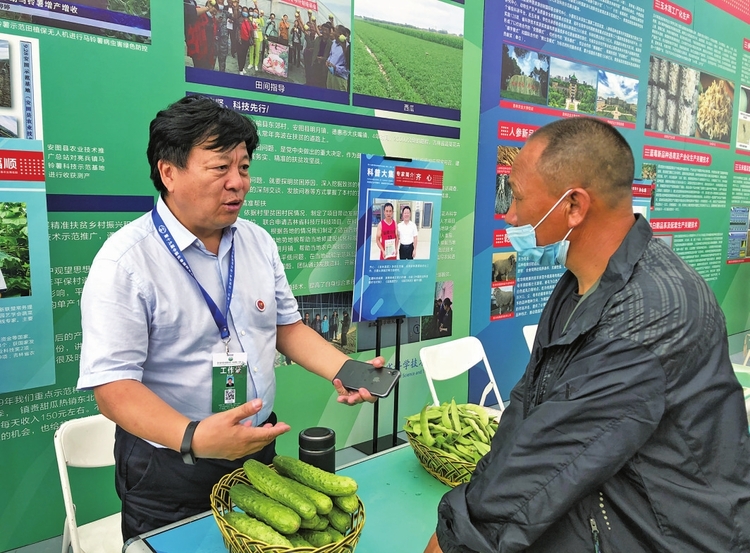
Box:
[333,356,384,405]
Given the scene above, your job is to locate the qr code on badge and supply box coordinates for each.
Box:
[224,388,236,404]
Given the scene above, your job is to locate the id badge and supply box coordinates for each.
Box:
[212,352,247,412]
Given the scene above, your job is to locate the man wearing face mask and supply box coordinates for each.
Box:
[425,117,750,553]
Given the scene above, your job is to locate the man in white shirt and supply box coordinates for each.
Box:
[78,95,380,540]
[397,205,419,259]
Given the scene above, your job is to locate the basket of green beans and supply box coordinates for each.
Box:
[403,400,499,487]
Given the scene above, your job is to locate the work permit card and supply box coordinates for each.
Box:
[212,352,248,412]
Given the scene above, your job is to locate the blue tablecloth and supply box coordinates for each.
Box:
[129,444,450,553]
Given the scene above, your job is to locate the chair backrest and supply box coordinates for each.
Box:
[419,336,504,411]
[55,414,116,468]
[54,414,116,553]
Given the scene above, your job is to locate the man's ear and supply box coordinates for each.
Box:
[566,187,590,228]
[158,160,177,194]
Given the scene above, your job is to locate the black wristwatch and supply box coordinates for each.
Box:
[180,420,200,465]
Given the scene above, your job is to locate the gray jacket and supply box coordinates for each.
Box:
[437,215,750,553]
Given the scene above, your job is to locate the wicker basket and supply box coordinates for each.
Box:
[211,467,365,553]
[405,430,476,488]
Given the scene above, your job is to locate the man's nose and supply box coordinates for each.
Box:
[227,165,248,189]
[505,198,518,226]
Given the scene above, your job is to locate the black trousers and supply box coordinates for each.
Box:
[399,244,414,259]
[114,412,277,541]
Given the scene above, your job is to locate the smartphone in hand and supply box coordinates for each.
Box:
[334,359,401,398]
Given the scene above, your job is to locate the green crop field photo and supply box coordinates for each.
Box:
[353,18,463,111]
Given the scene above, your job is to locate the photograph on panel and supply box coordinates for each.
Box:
[595,69,638,124]
[492,252,516,285]
[369,199,434,261]
[736,86,750,152]
[352,0,463,118]
[0,39,9,109]
[500,45,549,107]
[645,55,734,144]
[0,202,31,298]
[1,0,150,44]
[420,280,453,341]
[286,291,356,359]
[495,145,520,218]
[547,58,597,115]
[641,163,657,211]
[185,0,352,95]
[490,284,514,321]
[0,34,42,140]
[727,206,750,263]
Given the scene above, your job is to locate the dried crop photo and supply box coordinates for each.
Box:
[645,56,699,136]
[696,73,733,143]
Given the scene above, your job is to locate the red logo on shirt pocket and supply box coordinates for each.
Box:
[256,299,265,312]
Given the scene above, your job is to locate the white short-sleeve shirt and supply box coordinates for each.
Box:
[78,197,301,439]
[398,220,419,245]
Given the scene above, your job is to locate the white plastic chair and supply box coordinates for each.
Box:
[54,414,122,553]
[419,336,504,420]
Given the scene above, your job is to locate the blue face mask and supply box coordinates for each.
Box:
[242,11,248,17]
[505,189,573,267]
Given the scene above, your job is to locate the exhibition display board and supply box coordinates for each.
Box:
[0,1,480,550]
[471,0,750,401]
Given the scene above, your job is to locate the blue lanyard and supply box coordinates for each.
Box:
[151,208,236,344]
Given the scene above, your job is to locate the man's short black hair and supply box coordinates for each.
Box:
[147,95,259,194]
[530,117,634,207]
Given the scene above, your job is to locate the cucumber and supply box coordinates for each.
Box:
[222,511,293,547]
[273,455,358,496]
[332,493,359,514]
[326,504,352,534]
[242,459,317,520]
[298,528,334,547]
[287,533,313,548]
[280,475,333,515]
[229,483,300,534]
[298,513,328,531]
[327,526,345,542]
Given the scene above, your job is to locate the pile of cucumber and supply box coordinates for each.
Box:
[404,400,498,464]
[222,455,361,549]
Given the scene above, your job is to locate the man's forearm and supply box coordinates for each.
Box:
[277,321,349,380]
[94,379,190,451]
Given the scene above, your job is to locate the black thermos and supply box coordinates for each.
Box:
[299,427,336,473]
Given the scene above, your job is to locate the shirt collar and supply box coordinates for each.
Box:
[155,196,236,252]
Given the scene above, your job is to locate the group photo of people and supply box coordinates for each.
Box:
[184,0,351,92]
[295,291,355,354]
[421,282,454,340]
[369,199,434,260]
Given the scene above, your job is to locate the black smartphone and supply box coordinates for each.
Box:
[333,359,401,398]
